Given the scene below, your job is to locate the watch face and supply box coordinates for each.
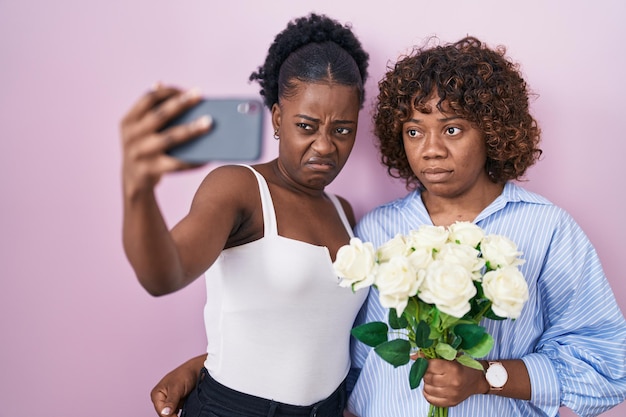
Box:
[486,362,508,388]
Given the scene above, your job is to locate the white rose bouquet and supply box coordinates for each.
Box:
[334,222,529,417]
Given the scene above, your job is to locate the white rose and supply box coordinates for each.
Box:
[447,221,485,248]
[375,256,421,316]
[377,233,410,263]
[406,225,449,253]
[407,246,433,271]
[333,238,377,291]
[435,242,485,280]
[480,234,525,269]
[418,260,477,318]
[482,266,529,319]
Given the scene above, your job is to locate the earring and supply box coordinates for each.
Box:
[273,129,279,140]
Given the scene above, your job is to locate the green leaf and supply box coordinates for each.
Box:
[418,301,434,322]
[467,291,488,318]
[450,334,462,350]
[415,320,433,348]
[374,339,411,367]
[429,307,441,330]
[474,280,485,298]
[429,327,442,341]
[351,322,388,347]
[439,311,461,330]
[435,342,458,360]
[388,308,408,329]
[484,308,507,321]
[454,323,486,350]
[463,333,494,357]
[456,354,485,371]
[405,299,418,318]
[409,357,428,389]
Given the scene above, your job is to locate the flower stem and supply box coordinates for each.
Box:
[474,301,492,322]
[427,405,448,417]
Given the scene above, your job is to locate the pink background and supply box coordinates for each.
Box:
[1,1,624,416]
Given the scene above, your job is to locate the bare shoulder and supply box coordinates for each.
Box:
[202,164,256,183]
[197,164,257,193]
[191,164,259,210]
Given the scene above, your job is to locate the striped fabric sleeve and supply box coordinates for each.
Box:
[530,209,626,416]
[522,353,560,415]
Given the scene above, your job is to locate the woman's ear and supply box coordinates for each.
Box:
[271,103,281,132]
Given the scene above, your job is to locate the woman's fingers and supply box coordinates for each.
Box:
[143,87,203,132]
[121,83,181,127]
[159,114,213,153]
[131,115,213,159]
[121,84,203,145]
[120,84,212,192]
[422,359,484,407]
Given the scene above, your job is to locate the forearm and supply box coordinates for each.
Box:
[122,188,188,295]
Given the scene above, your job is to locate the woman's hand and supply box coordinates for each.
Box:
[120,83,212,197]
[421,358,487,407]
[150,377,187,417]
[150,355,206,416]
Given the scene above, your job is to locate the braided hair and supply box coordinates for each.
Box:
[250,13,369,109]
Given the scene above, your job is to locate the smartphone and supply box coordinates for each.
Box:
[164,98,264,164]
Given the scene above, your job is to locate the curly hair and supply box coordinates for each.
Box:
[250,13,369,109]
[375,36,542,190]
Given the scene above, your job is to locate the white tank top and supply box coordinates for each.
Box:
[203,165,368,405]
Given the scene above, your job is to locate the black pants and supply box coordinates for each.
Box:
[182,368,346,417]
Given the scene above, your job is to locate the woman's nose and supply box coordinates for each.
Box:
[422,134,446,158]
[311,131,335,154]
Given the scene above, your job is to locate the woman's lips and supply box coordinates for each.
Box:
[421,167,452,182]
[306,157,336,171]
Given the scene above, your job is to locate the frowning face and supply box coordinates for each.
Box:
[272,81,360,191]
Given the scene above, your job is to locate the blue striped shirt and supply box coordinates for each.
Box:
[348,182,626,417]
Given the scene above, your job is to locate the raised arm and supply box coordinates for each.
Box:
[120,85,248,295]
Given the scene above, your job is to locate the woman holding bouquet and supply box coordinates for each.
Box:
[120,13,369,417]
[347,36,626,416]
[149,36,626,417]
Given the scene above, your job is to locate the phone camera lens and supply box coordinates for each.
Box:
[238,101,260,114]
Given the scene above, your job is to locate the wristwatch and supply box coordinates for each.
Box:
[485,361,508,391]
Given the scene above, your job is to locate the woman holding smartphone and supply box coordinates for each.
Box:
[120,13,369,417]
